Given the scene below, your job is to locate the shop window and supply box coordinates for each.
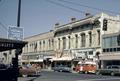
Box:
[117,47,120,51]
[110,48,112,52]
[113,48,117,52]
[106,49,109,52]
[117,35,120,46]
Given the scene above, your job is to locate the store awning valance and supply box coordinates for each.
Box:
[50,57,73,61]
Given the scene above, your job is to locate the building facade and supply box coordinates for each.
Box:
[22,30,54,69]
[99,13,120,69]
[21,13,120,69]
[53,14,101,68]
[53,13,120,68]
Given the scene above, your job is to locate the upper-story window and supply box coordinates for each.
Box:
[58,38,60,49]
[39,41,41,51]
[88,31,92,47]
[103,36,118,48]
[117,35,120,46]
[81,33,86,47]
[49,39,51,49]
[102,35,120,52]
[52,39,54,48]
[75,34,78,48]
[62,37,66,49]
[97,30,100,45]
[68,36,71,49]
[43,40,45,50]
[34,42,37,52]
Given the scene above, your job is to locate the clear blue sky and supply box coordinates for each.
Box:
[0,0,120,38]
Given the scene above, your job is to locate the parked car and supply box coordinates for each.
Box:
[19,65,41,77]
[96,65,120,76]
[53,66,71,72]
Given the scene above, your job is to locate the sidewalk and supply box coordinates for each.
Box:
[41,69,78,73]
[41,69,53,72]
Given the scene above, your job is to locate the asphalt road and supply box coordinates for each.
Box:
[18,71,120,81]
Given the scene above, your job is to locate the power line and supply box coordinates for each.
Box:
[45,0,86,14]
[58,0,120,15]
[0,21,8,31]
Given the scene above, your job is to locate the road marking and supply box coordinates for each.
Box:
[76,78,120,81]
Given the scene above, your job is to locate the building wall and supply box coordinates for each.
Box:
[54,15,102,61]
[98,13,120,68]
[22,30,54,64]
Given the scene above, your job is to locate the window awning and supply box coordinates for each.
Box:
[21,59,43,62]
[50,57,73,61]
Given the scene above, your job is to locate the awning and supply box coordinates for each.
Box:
[78,61,96,65]
[21,59,43,62]
[50,57,73,61]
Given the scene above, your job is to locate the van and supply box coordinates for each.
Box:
[75,61,97,74]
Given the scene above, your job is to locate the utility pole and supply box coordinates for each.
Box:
[14,0,21,81]
[17,0,21,27]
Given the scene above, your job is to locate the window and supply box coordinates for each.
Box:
[111,36,117,47]
[113,48,116,52]
[103,37,112,48]
[49,39,51,49]
[58,38,60,49]
[97,30,100,45]
[117,35,120,46]
[81,33,86,47]
[63,37,66,49]
[52,39,54,48]
[43,40,45,50]
[75,34,78,48]
[89,51,93,55]
[117,47,120,51]
[110,48,112,52]
[88,32,92,46]
[39,41,41,51]
[68,36,71,49]
[102,35,120,53]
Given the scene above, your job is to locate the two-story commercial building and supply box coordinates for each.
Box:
[52,13,120,68]
[22,30,54,69]
[53,13,101,68]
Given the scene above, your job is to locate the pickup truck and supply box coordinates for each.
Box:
[96,65,120,76]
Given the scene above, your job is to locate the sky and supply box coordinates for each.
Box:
[0,0,120,38]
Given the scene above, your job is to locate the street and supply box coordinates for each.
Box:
[18,71,120,81]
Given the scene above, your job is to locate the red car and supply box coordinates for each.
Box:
[19,65,38,77]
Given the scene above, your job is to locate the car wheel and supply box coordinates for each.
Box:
[85,71,88,74]
[60,70,62,72]
[96,71,100,75]
[22,74,27,77]
[111,72,115,76]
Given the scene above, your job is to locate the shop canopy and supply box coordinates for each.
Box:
[50,57,73,61]
[0,38,27,52]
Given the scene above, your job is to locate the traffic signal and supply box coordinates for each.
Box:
[103,19,108,31]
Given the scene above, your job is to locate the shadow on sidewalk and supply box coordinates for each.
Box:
[27,75,41,81]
